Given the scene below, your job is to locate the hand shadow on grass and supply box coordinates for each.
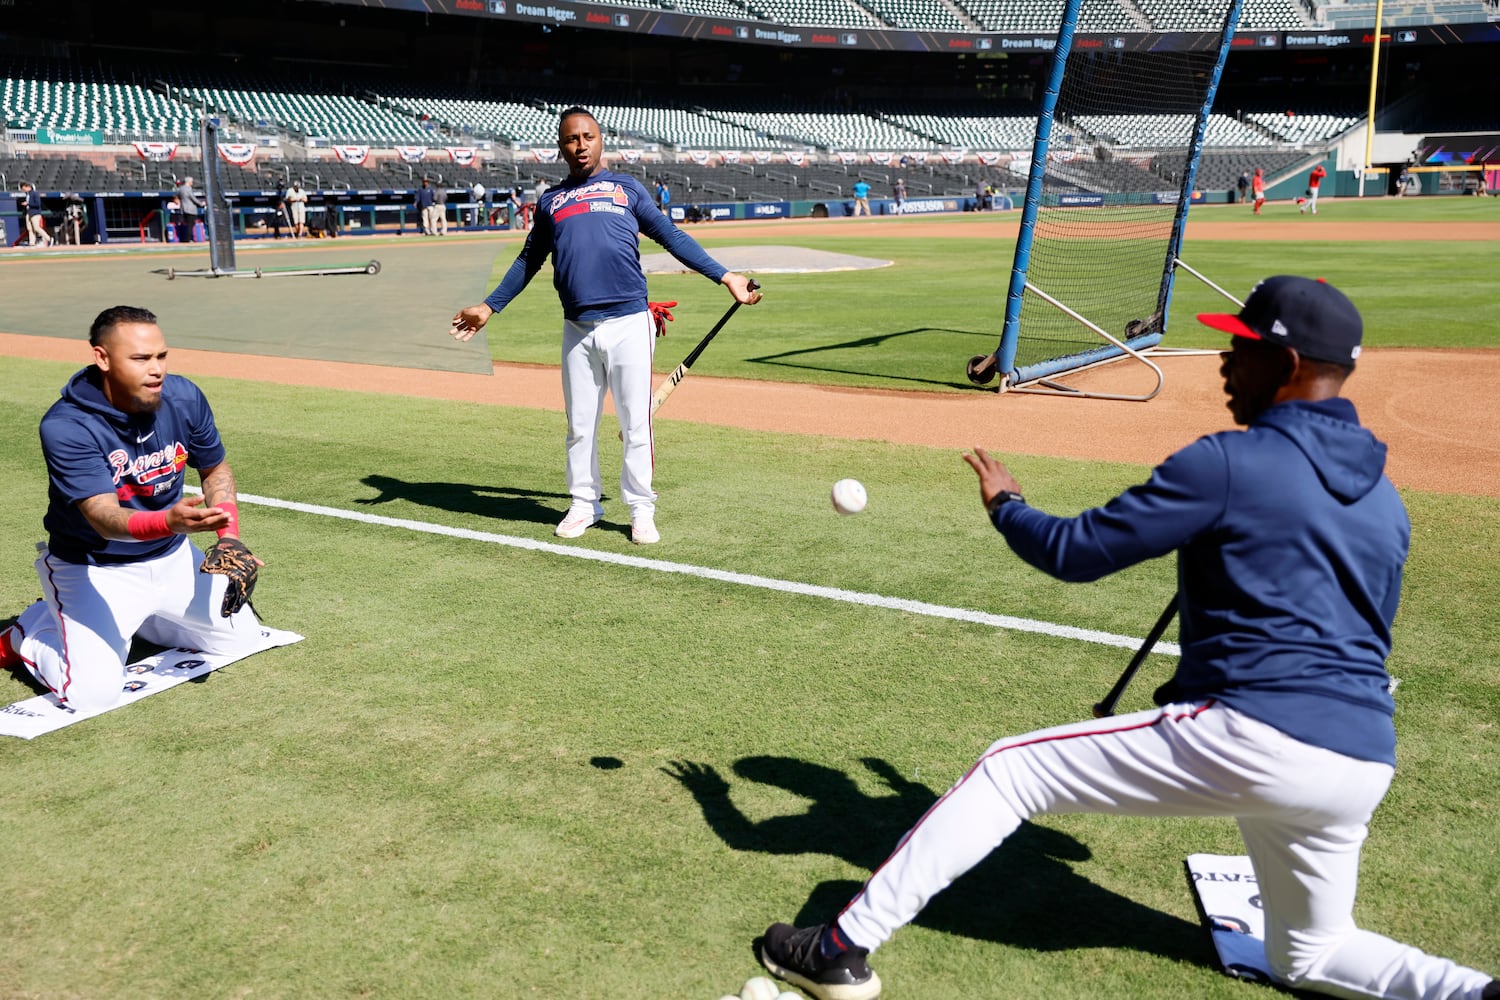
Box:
[356,475,589,530]
[663,755,1212,967]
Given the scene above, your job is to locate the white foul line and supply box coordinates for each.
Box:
[229,491,1181,657]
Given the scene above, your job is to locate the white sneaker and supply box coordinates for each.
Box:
[631,510,660,545]
[555,505,602,539]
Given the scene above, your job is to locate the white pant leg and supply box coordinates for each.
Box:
[597,310,657,513]
[1310,188,1320,212]
[836,703,1492,999]
[561,319,607,510]
[20,541,262,712]
[1240,810,1492,1000]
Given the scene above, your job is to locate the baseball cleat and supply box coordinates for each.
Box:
[555,505,602,539]
[0,626,21,669]
[630,511,660,545]
[759,922,881,1000]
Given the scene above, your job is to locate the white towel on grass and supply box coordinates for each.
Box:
[1186,852,1275,982]
[1,626,302,739]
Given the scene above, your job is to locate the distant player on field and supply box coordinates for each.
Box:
[1302,163,1327,215]
[1251,167,1267,215]
[755,277,1498,1000]
[448,107,760,545]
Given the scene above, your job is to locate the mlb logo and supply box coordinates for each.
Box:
[614,11,630,24]
[841,32,858,44]
[976,37,993,49]
[1259,34,1278,45]
[488,0,506,11]
[734,25,749,37]
[1396,30,1417,41]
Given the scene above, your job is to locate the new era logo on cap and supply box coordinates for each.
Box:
[1198,276,1363,365]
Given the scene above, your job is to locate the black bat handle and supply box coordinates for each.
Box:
[1093,598,1178,718]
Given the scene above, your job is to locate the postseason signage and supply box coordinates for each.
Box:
[319,0,1500,51]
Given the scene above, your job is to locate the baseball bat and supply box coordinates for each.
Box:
[650,280,758,416]
[1093,598,1178,718]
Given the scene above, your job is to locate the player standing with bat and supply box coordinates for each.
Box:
[756,277,1497,1000]
[449,107,761,545]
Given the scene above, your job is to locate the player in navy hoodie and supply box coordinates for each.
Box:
[450,107,760,545]
[758,277,1497,1000]
[1,307,269,713]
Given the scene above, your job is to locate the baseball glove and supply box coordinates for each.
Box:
[648,300,677,337]
[200,537,259,617]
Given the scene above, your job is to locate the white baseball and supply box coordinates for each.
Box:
[831,478,867,515]
[740,976,780,1000]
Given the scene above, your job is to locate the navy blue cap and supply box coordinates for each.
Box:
[1198,275,1363,366]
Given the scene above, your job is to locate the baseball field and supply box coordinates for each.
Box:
[1,195,1496,999]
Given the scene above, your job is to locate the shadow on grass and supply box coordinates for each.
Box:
[356,475,580,529]
[746,327,1000,392]
[664,755,1212,967]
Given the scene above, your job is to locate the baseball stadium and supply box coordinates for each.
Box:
[2,0,1497,996]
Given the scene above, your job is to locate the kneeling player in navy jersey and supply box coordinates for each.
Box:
[2,306,270,713]
[450,106,761,545]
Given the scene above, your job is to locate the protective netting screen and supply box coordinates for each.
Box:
[200,120,237,274]
[1011,31,1233,376]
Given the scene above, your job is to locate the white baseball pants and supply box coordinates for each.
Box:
[13,540,263,713]
[560,311,657,514]
[837,701,1492,1000]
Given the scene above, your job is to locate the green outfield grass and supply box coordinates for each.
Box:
[473,198,1500,391]
[1,358,1495,1000]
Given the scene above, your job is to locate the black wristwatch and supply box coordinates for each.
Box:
[986,490,1025,516]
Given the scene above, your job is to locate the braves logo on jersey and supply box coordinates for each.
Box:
[109,441,189,500]
[550,180,631,222]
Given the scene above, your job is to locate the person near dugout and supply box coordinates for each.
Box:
[448,107,760,546]
[1,306,270,714]
[755,276,1498,1000]
[20,181,53,247]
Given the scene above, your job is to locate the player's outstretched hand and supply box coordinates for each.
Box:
[962,446,1023,511]
[449,303,494,342]
[200,537,260,617]
[721,272,762,306]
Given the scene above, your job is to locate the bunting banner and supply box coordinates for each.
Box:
[752,150,772,164]
[977,151,1003,166]
[941,150,967,164]
[785,151,807,167]
[837,151,859,165]
[617,148,643,163]
[869,151,893,165]
[720,150,742,164]
[531,148,560,163]
[132,141,178,162]
[217,143,256,166]
[688,151,712,165]
[447,147,476,166]
[908,151,929,165]
[334,144,370,165]
[395,146,427,163]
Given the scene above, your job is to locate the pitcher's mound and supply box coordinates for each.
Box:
[641,244,892,274]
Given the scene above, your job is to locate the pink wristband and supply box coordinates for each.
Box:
[126,509,172,541]
[216,501,241,539]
